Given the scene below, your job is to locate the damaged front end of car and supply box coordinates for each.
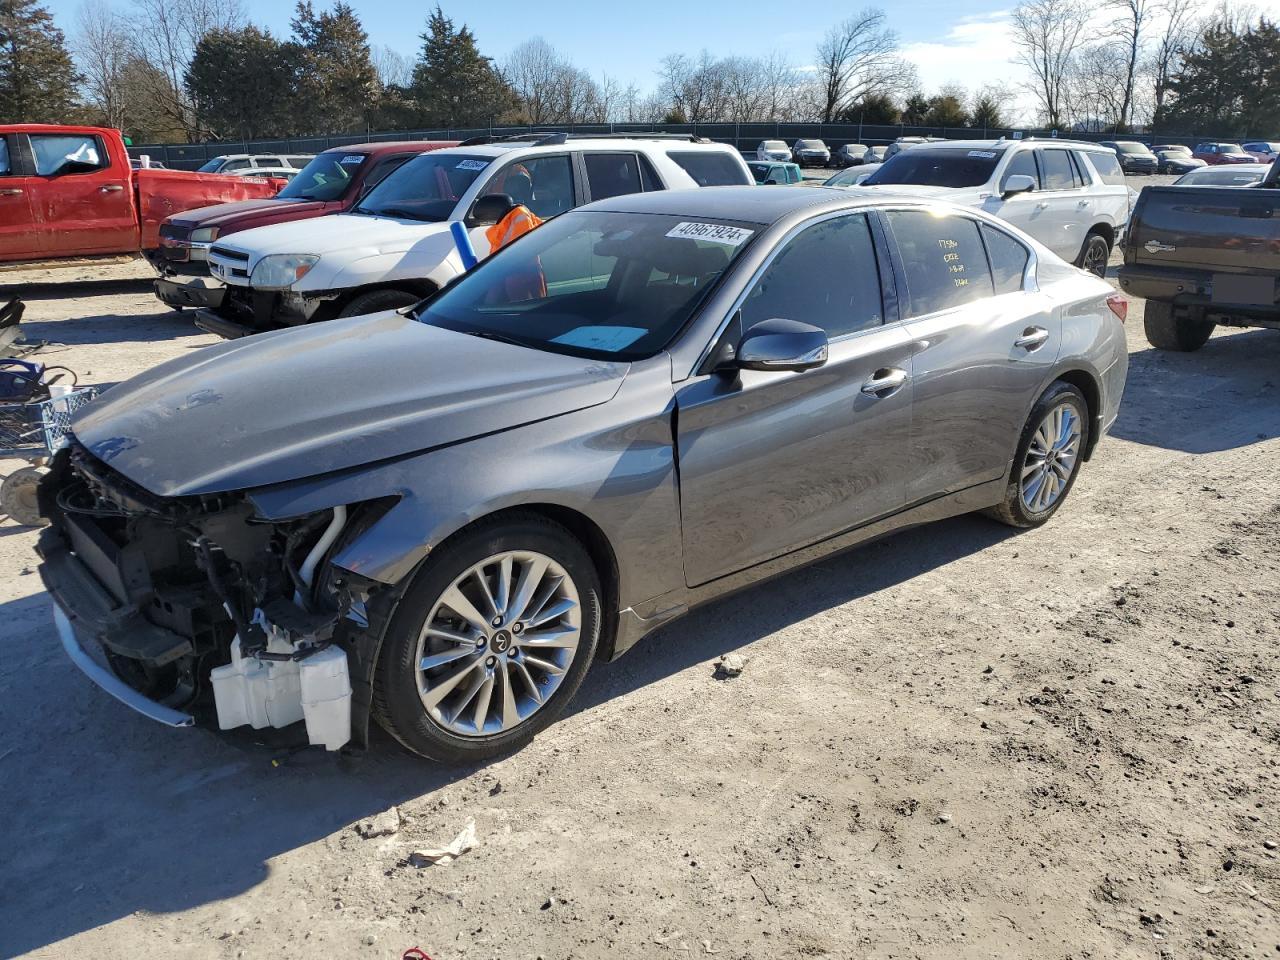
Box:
[36,442,394,751]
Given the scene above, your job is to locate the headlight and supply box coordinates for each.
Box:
[190,226,219,243]
[250,254,319,289]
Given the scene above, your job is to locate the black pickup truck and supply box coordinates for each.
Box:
[1119,161,1280,351]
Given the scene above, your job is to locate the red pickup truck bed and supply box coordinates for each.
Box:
[0,124,281,265]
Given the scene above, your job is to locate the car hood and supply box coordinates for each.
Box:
[218,212,452,261]
[71,312,628,497]
[170,198,319,228]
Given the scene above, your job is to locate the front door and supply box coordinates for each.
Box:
[675,212,915,586]
[0,135,38,260]
[24,132,135,257]
[882,209,1061,501]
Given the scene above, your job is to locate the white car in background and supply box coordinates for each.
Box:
[847,138,1130,277]
[200,133,754,337]
[755,139,791,161]
[791,139,831,167]
[196,153,314,174]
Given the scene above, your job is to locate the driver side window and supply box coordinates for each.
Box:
[1001,150,1039,191]
[29,134,107,176]
[488,155,575,220]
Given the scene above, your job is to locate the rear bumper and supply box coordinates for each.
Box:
[155,275,227,310]
[1117,264,1280,321]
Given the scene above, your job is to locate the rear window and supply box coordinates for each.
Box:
[865,148,1004,189]
[886,210,994,316]
[667,151,750,187]
[1087,151,1126,186]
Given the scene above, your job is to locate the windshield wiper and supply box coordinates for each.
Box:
[363,207,436,222]
[463,330,531,349]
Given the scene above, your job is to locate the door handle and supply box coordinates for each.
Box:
[1014,327,1050,350]
[0,188,22,196]
[860,368,908,396]
[1077,199,1090,208]
[99,184,124,193]
[1035,202,1050,210]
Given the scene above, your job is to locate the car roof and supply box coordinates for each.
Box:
[320,140,459,156]
[585,184,977,226]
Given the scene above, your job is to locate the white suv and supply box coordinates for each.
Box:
[847,138,1130,276]
[200,133,753,336]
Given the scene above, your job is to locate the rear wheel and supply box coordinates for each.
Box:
[372,513,602,763]
[985,382,1089,529]
[1143,301,1215,351]
[1075,232,1111,277]
[337,288,423,319]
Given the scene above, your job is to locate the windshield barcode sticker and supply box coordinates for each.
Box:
[666,222,754,246]
[456,159,489,170]
[968,150,997,158]
[340,155,364,164]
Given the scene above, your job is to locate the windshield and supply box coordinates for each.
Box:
[277,152,367,201]
[1177,167,1266,186]
[762,141,786,149]
[197,157,227,172]
[355,153,491,222]
[1115,142,1152,154]
[415,210,756,361]
[797,140,824,149]
[864,147,1003,188]
[825,167,870,186]
[1219,143,1247,154]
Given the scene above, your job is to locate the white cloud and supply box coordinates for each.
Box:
[899,13,1029,118]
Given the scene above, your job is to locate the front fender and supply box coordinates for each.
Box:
[246,357,684,612]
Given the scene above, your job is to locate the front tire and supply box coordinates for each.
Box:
[1143,301,1215,352]
[985,382,1089,529]
[337,288,423,319]
[372,513,602,763]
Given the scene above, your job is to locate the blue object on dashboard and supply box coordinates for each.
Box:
[450,220,478,271]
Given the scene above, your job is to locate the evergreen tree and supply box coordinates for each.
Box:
[290,1,378,133]
[185,26,297,140]
[407,6,515,128]
[969,94,1005,130]
[900,93,930,126]
[0,0,79,122]
[1160,18,1280,136]
[837,92,899,125]
[924,93,968,128]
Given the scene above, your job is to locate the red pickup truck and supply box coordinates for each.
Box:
[0,124,282,266]
[150,140,456,309]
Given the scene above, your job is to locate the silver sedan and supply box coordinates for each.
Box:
[40,187,1129,762]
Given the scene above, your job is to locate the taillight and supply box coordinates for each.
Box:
[1107,294,1128,323]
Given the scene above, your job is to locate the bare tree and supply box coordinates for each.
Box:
[813,9,899,122]
[1150,0,1195,118]
[1011,0,1088,128]
[74,0,130,129]
[1064,42,1130,129]
[129,0,243,141]
[1107,0,1151,129]
[371,44,412,90]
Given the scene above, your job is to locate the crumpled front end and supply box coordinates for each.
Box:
[36,442,388,750]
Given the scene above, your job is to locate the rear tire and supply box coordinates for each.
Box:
[372,512,602,763]
[337,288,423,319]
[1075,232,1111,277]
[984,381,1089,529]
[1143,301,1215,352]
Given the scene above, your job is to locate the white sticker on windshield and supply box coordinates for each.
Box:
[665,222,754,246]
[340,155,364,164]
[550,326,647,352]
[968,150,997,159]
[456,159,489,170]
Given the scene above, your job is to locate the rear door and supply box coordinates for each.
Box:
[581,152,647,202]
[24,131,136,256]
[0,134,39,260]
[883,209,1059,500]
[1031,147,1089,260]
[675,212,915,586]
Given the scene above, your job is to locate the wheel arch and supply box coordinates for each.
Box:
[1052,367,1103,461]
[1086,221,1115,247]
[327,279,439,316]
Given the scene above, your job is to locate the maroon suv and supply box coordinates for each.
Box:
[152,140,456,309]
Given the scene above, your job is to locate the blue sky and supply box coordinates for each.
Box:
[45,0,1029,102]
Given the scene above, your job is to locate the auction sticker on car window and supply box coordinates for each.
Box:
[456,159,489,170]
[665,222,754,246]
[550,326,647,352]
[968,150,997,159]
[340,155,364,164]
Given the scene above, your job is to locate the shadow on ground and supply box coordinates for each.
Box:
[0,512,1010,957]
[18,309,205,349]
[0,278,153,301]
[1111,328,1278,453]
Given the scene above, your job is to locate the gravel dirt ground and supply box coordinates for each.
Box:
[2,184,1278,960]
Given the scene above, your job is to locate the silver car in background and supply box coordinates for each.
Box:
[38,187,1129,764]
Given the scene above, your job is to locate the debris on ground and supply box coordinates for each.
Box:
[410,818,477,867]
[355,807,401,839]
[714,654,746,679]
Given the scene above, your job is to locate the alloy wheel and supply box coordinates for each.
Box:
[1082,238,1109,278]
[413,550,581,738]
[1020,402,1081,513]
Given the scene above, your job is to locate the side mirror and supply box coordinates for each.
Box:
[468,193,516,226]
[1001,174,1036,199]
[737,318,828,373]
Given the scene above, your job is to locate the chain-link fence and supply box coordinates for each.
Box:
[126,121,1226,170]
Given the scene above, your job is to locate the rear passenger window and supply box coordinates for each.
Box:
[1088,151,1126,186]
[667,151,751,186]
[638,154,664,191]
[741,214,883,339]
[1002,150,1039,189]
[1069,151,1093,184]
[886,210,994,316]
[981,225,1030,294]
[0,138,9,175]
[1040,150,1077,190]
[584,153,643,201]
